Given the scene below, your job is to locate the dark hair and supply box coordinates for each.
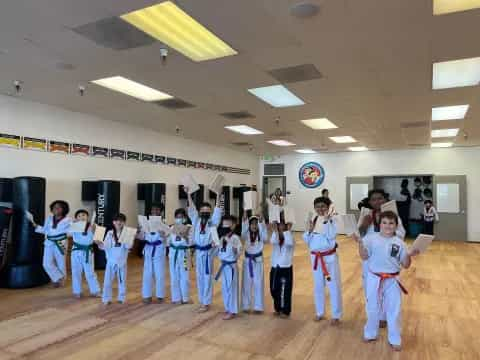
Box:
[222,215,237,224]
[424,199,433,205]
[199,202,212,209]
[113,213,127,222]
[174,208,187,217]
[321,189,329,196]
[74,209,89,218]
[314,196,331,207]
[150,202,164,211]
[379,211,398,225]
[249,216,259,225]
[49,200,70,216]
[368,189,387,201]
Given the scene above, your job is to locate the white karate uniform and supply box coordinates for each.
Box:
[362,232,408,346]
[168,231,192,303]
[188,206,222,306]
[100,230,131,303]
[241,219,268,312]
[216,234,241,314]
[270,231,295,315]
[35,216,72,283]
[141,231,166,300]
[69,227,100,296]
[303,217,342,319]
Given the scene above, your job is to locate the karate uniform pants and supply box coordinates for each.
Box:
[241,257,264,311]
[169,250,190,303]
[103,263,127,303]
[43,245,65,283]
[142,245,166,299]
[220,264,239,314]
[362,261,386,321]
[195,250,214,306]
[71,250,100,295]
[269,266,293,316]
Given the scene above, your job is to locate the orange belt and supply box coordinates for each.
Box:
[310,247,336,281]
[372,271,408,310]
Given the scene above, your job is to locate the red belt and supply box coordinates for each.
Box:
[310,247,336,281]
[372,271,408,311]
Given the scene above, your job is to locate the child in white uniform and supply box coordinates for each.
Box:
[97,213,132,305]
[241,215,268,314]
[30,200,72,287]
[304,197,342,324]
[138,204,167,304]
[168,208,193,304]
[215,215,241,320]
[187,190,222,313]
[357,210,419,351]
[69,209,100,298]
[422,200,439,235]
[270,220,295,318]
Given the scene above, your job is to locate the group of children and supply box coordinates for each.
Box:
[29,187,423,351]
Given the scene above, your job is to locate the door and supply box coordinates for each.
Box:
[346,177,374,218]
[433,175,467,241]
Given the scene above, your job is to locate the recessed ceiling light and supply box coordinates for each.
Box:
[301,118,338,130]
[431,128,459,138]
[433,57,480,89]
[433,0,480,15]
[348,146,368,151]
[431,142,453,148]
[329,136,356,143]
[295,148,317,154]
[224,125,263,135]
[248,85,305,108]
[432,105,469,121]
[120,1,238,62]
[91,76,172,101]
[268,140,296,146]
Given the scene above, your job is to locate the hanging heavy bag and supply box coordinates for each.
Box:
[401,179,409,189]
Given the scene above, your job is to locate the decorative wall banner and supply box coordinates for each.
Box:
[1,133,251,175]
[299,162,325,189]
[0,133,21,148]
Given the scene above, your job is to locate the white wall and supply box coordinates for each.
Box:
[259,148,480,241]
[0,95,258,225]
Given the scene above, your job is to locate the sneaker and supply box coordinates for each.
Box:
[379,320,387,328]
[330,319,340,326]
[142,297,152,304]
[314,315,324,322]
[390,344,402,352]
[73,293,82,299]
[222,312,235,320]
[197,305,209,313]
[156,297,164,303]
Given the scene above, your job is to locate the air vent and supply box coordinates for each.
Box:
[220,111,255,120]
[264,163,285,176]
[400,121,429,129]
[154,98,195,109]
[231,142,252,147]
[268,64,322,84]
[72,17,155,50]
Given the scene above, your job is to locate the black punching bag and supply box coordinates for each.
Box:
[82,180,120,270]
[138,183,166,216]
[0,177,50,288]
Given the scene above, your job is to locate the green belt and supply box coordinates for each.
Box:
[72,242,93,263]
[46,234,67,255]
[170,244,189,268]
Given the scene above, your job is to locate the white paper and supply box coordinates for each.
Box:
[180,174,199,194]
[358,207,372,226]
[137,215,150,232]
[381,200,398,215]
[25,210,34,223]
[93,225,106,243]
[148,215,163,232]
[343,214,359,236]
[119,226,137,247]
[243,191,257,211]
[209,174,225,195]
[70,221,87,233]
[268,203,281,223]
[283,206,296,224]
[410,234,434,254]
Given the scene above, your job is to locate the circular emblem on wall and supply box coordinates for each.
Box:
[299,162,325,188]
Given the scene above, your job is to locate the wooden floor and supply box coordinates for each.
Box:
[0,234,479,360]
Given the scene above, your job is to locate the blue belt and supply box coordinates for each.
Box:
[245,251,263,278]
[144,239,163,258]
[195,243,213,275]
[47,233,67,255]
[215,260,237,281]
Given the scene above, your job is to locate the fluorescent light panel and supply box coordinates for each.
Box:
[431,128,459,138]
[433,57,480,89]
[431,142,453,148]
[121,1,237,62]
[224,125,263,135]
[295,148,317,154]
[301,118,338,130]
[329,136,356,143]
[432,105,469,121]
[348,146,368,152]
[248,85,305,108]
[268,140,296,146]
[433,0,480,15]
[91,76,172,101]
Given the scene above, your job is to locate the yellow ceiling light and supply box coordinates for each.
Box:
[120,1,238,62]
[433,0,480,15]
[91,76,172,101]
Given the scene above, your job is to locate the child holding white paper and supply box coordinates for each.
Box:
[187,189,222,313]
[168,208,193,304]
[215,215,241,320]
[270,220,295,318]
[304,197,342,324]
[97,213,132,305]
[69,209,100,298]
[356,211,419,351]
[137,204,168,304]
[29,200,72,287]
[241,214,268,314]
[422,200,439,235]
